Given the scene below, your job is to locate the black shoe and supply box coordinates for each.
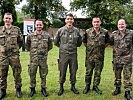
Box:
[58,88,64,96]
[58,83,64,96]
[41,88,48,97]
[71,85,79,94]
[83,85,90,94]
[29,88,36,97]
[16,88,22,98]
[112,87,121,96]
[124,91,132,100]
[93,86,102,95]
[0,89,6,99]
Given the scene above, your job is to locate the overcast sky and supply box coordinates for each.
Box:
[16,0,85,18]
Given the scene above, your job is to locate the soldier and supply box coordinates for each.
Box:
[82,17,109,95]
[26,20,53,97]
[0,13,23,99]
[110,19,133,100]
[54,13,82,96]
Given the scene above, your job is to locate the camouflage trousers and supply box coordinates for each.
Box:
[28,56,48,88]
[0,55,22,90]
[58,53,78,84]
[85,61,104,86]
[113,63,132,91]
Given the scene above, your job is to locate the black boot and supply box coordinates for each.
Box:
[0,89,6,99]
[112,87,121,96]
[16,88,22,98]
[29,88,36,97]
[41,88,48,97]
[83,84,90,94]
[93,86,102,95]
[124,91,132,100]
[71,84,79,94]
[58,83,64,96]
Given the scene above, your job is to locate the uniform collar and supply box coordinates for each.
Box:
[91,27,103,33]
[117,29,129,35]
[64,25,75,33]
[2,25,12,32]
[34,30,43,35]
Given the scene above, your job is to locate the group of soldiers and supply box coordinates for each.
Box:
[0,12,132,100]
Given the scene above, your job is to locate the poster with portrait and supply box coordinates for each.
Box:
[23,19,35,35]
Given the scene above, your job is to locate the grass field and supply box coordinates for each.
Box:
[5,45,132,100]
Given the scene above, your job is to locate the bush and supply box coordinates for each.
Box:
[14,22,23,31]
[52,19,64,28]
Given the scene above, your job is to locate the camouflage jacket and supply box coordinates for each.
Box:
[110,29,133,64]
[83,27,109,62]
[26,31,53,58]
[0,26,23,55]
[54,26,82,54]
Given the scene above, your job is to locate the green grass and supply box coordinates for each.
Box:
[5,45,132,100]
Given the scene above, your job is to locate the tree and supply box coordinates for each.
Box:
[22,0,66,26]
[0,0,22,24]
[70,0,132,26]
[124,3,133,25]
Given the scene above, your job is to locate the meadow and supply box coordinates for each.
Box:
[5,45,132,100]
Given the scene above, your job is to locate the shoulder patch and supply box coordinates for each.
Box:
[86,28,93,33]
[129,30,133,33]
[29,32,34,36]
[112,30,118,34]
[12,26,20,30]
[0,26,3,30]
[101,28,108,32]
[42,31,50,36]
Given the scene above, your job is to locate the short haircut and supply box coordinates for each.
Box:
[118,19,127,24]
[66,13,74,18]
[35,19,43,24]
[92,17,101,21]
[4,12,12,16]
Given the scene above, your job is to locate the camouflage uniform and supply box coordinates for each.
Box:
[26,31,53,88]
[54,26,82,84]
[83,27,109,86]
[110,29,133,91]
[0,26,23,90]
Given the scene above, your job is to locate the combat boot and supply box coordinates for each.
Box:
[124,91,132,100]
[29,88,36,97]
[16,88,22,98]
[58,83,64,96]
[0,89,6,99]
[93,86,102,95]
[112,87,121,95]
[71,84,79,94]
[41,88,48,97]
[83,84,90,94]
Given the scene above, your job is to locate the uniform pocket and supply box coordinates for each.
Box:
[42,39,48,48]
[99,35,105,45]
[31,39,38,48]
[73,35,78,44]
[28,64,34,75]
[125,38,131,47]
[0,35,6,46]
[61,33,68,44]
[11,35,17,45]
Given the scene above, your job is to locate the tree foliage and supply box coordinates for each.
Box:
[124,3,133,24]
[0,0,22,24]
[70,0,132,25]
[22,0,66,20]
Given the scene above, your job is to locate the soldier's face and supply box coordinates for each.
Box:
[65,16,74,28]
[92,18,101,28]
[35,21,43,31]
[117,19,126,32]
[3,14,13,25]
